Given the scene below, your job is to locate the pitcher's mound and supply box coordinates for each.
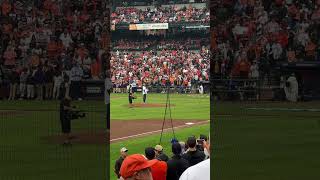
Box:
[43,131,108,145]
[126,103,175,108]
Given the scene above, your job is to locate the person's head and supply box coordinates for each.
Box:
[120,147,128,158]
[154,145,163,157]
[187,136,197,149]
[200,134,208,141]
[120,154,156,180]
[172,142,182,156]
[144,147,156,160]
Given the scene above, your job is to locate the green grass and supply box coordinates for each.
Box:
[111,93,209,120]
[0,100,107,180]
[0,93,209,180]
[212,101,320,180]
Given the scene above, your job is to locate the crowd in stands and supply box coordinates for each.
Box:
[111,46,210,90]
[115,135,210,180]
[111,5,210,25]
[211,0,320,80]
[0,0,110,100]
[112,38,209,51]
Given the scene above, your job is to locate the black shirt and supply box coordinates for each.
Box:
[114,156,125,178]
[182,149,205,166]
[166,155,190,180]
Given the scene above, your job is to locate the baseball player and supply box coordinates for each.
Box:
[142,84,148,103]
[128,84,134,105]
[105,70,112,130]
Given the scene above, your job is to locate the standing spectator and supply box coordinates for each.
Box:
[105,70,112,129]
[166,143,190,180]
[3,46,17,68]
[8,68,19,100]
[26,68,35,100]
[120,154,156,180]
[145,147,167,180]
[154,145,169,162]
[53,71,63,100]
[70,63,84,100]
[114,147,128,180]
[182,136,205,166]
[179,155,210,180]
[34,66,45,100]
[19,68,28,100]
[44,65,54,99]
[62,71,71,99]
[142,84,148,103]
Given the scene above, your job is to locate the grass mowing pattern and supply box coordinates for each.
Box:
[0,100,106,180]
[213,101,320,180]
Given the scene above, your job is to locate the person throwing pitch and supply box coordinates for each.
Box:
[142,84,148,103]
[128,84,134,105]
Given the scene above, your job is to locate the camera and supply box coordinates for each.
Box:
[68,110,86,120]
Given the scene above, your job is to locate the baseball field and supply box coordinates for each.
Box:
[109,93,210,180]
[2,94,319,179]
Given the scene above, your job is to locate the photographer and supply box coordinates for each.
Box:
[59,97,76,145]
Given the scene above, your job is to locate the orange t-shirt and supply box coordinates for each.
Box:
[305,42,316,57]
[47,41,57,57]
[1,1,12,16]
[150,160,167,180]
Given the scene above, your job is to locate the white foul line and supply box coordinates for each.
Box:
[110,120,210,142]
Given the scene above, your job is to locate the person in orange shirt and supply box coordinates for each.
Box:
[287,48,296,63]
[76,43,89,60]
[144,147,167,180]
[305,41,317,61]
[1,0,12,16]
[47,39,58,60]
[3,46,16,67]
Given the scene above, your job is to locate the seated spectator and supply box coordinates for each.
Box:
[166,143,190,180]
[182,136,205,166]
[145,147,167,180]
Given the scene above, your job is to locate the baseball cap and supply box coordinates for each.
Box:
[120,147,128,153]
[145,147,156,160]
[154,145,163,151]
[120,154,157,178]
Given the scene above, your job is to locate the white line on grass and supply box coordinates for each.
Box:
[110,120,210,142]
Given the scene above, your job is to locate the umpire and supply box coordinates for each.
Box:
[60,97,75,145]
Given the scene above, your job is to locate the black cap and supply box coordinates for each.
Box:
[187,136,197,148]
[145,147,156,160]
[172,143,182,155]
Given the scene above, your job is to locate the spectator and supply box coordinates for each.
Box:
[8,68,19,100]
[154,145,169,162]
[179,156,210,180]
[166,143,190,180]
[44,65,54,100]
[145,147,167,180]
[26,68,36,100]
[70,63,83,100]
[179,139,210,180]
[19,68,28,100]
[120,154,157,180]
[115,147,128,180]
[53,71,63,100]
[182,136,205,166]
[34,66,45,100]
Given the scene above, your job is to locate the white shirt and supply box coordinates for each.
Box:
[142,86,148,95]
[179,159,210,180]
